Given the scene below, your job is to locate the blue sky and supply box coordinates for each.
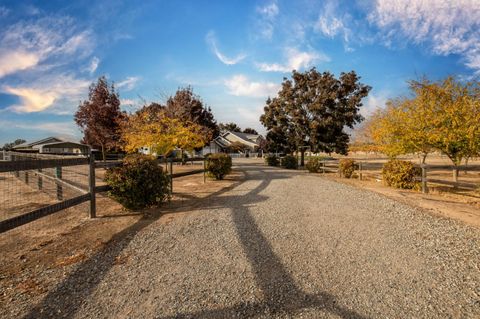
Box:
[0,0,479,144]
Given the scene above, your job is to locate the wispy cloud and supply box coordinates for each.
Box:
[257,47,329,72]
[3,74,90,114]
[0,16,94,78]
[117,76,140,91]
[368,0,480,72]
[0,6,9,17]
[224,74,279,98]
[86,56,99,74]
[255,1,279,40]
[205,31,246,65]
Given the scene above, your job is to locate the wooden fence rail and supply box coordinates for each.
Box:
[316,158,479,192]
[0,155,207,234]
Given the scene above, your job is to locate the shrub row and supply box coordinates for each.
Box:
[382,159,420,190]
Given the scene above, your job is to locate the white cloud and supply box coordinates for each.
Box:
[369,0,480,72]
[362,91,389,117]
[257,47,330,73]
[205,31,246,65]
[3,74,90,114]
[120,98,136,106]
[117,76,140,91]
[0,51,40,78]
[224,75,279,98]
[255,1,279,39]
[86,56,99,74]
[0,16,94,78]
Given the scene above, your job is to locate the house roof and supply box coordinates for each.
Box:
[13,136,88,150]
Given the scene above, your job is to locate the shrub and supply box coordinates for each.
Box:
[105,154,170,210]
[281,155,298,169]
[206,153,232,180]
[306,157,323,173]
[382,160,421,189]
[265,154,279,166]
[338,159,358,178]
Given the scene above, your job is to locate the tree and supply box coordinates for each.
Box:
[260,68,371,165]
[1,139,26,150]
[417,77,480,182]
[121,105,208,156]
[165,87,219,140]
[243,128,258,135]
[225,141,250,153]
[75,76,125,161]
[219,122,242,132]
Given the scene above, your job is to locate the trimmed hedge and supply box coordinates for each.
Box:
[206,153,232,180]
[339,159,358,178]
[281,155,298,169]
[105,154,170,210]
[306,157,323,173]
[382,160,420,189]
[265,154,279,167]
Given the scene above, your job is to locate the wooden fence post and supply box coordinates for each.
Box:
[88,153,96,218]
[322,160,325,175]
[203,158,206,183]
[358,161,363,181]
[25,171,29,184]
[169,159,173,194]
[56,166,63,200]
[421,164,428,194]
[37,168,43,190]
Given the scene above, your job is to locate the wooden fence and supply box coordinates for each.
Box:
[0,154,206,234]
[314,158,479,193]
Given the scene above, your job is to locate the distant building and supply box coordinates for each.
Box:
[12,137,90,155]
[201,130,264,155]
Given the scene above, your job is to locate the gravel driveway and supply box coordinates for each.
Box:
[23,159,480,318]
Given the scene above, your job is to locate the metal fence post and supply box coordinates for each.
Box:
[88,153,96,218]
[56,166,63,200]
[421,164,428,194]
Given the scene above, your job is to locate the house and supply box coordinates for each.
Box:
[12,137,90,155]
[200,130,264,155]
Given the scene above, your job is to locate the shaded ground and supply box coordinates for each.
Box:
[2,159,478,318]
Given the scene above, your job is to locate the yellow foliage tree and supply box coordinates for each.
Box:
[121,108,208,156]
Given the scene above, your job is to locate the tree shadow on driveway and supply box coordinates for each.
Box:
[24,163,367,319]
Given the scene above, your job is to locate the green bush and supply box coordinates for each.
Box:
[382,160,421,189]
[338,159,358,178]
[281,155,298,169]
[105,154,170,210]
[265,154,279,166]
[306,157,323,173]
[206,153,232,180]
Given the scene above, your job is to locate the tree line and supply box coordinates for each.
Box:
[74,76,254,160]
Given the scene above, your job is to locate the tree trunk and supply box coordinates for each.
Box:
[464,157,469,175]
[101,144,106,163]
[452,165,459,188]
[421,153,427,164]
[300,149,305,167]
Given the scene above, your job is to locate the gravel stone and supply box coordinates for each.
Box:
[11,160,480,318]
